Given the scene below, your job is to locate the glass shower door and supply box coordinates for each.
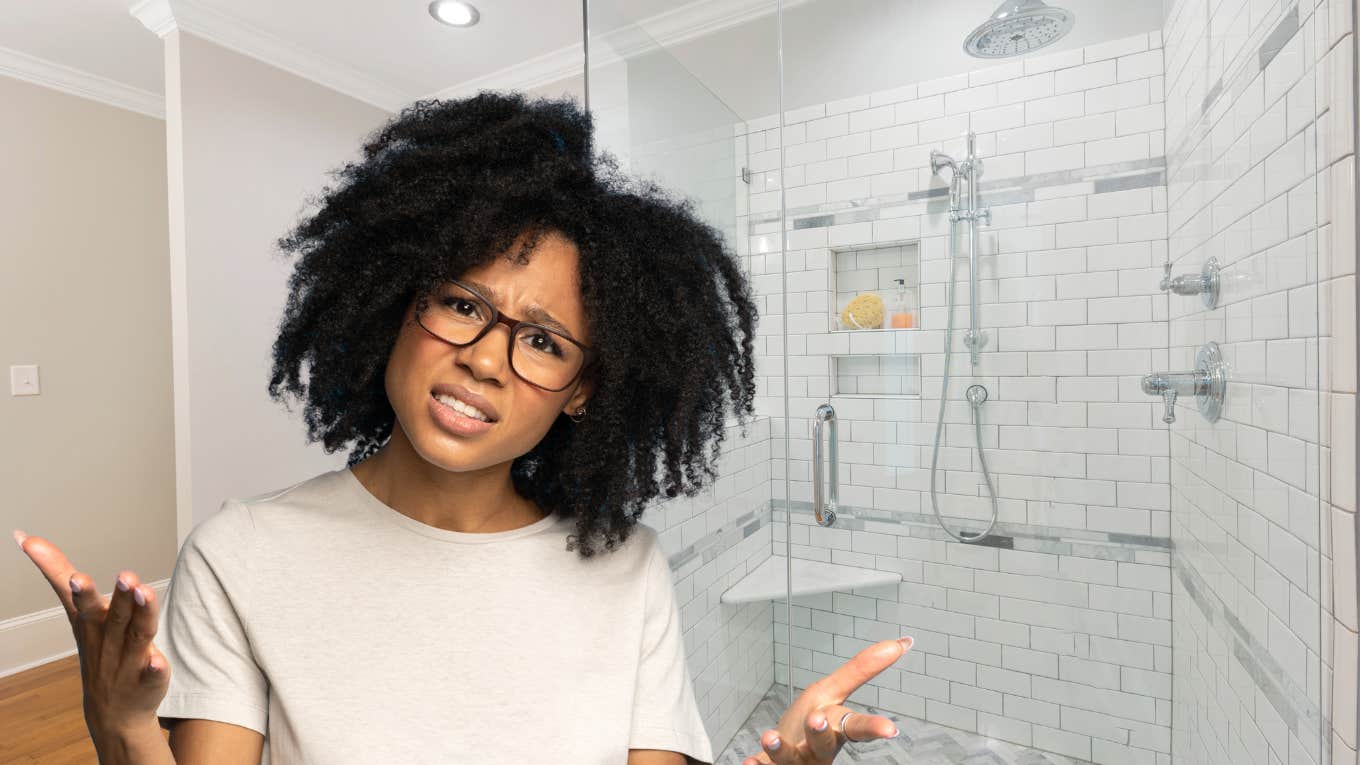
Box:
[583,0,791,756]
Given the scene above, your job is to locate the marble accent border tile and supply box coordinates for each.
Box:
[773,498,1172,556]
[664,495,1174,579]
[1173,550,1323,741]
[666,504,771,575]
[1092,170,1165,194]
[1168,2,1302,169]
[767,157,1168,236]
[1259,5,1300,71]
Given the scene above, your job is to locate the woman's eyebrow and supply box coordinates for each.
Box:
[462,279,575,338]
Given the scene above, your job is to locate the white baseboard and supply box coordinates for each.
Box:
[1,579,170,679]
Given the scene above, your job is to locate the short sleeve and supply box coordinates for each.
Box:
[155,498,269,736]
[628,530,715,764]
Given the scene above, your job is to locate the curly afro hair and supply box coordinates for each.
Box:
[266,90,759,558]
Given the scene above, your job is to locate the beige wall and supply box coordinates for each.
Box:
[167,30,389,536]
[1,74,175,619]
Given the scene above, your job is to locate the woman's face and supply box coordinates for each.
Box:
[384,229,594,472]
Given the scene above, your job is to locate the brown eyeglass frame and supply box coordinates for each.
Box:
[413,280,597,392]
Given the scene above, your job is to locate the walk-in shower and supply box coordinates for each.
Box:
[927,132,999,544]
[585,0,1352,761]
[963,0,1075,58]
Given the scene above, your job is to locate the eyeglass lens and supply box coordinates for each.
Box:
[419,282,584,390]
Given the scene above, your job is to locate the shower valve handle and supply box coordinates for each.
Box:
[1159,389,1178,424]
[1140,342,1227,425]
[1159,258,1221,308]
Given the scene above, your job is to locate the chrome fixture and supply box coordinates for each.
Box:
[964,0,1076,59]
[928,133,1000,545]
[1140,342,1228,424]
[811,403,839,527]
[931,133,989,367]
[1160,257,1221,309]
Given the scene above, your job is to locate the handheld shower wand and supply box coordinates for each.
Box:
[927,133,999,544]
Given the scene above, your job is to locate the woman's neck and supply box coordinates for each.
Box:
[349,428,548,534]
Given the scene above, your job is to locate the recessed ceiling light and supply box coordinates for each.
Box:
[429,1,480,27]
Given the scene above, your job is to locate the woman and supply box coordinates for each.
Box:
[16,91,911,764]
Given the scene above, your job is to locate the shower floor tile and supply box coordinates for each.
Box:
[715,687,1086,764]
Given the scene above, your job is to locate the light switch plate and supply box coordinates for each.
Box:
[11,365,40,395]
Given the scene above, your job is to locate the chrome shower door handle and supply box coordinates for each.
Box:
[811,403,838,527]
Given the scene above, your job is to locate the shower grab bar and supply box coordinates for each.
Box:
[811,403,839,527]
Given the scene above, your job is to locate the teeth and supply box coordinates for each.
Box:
[434,393,492,422]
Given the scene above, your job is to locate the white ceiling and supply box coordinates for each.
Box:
[0,0,1165,120]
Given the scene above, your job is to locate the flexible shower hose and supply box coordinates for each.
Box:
[928,215,1000,544]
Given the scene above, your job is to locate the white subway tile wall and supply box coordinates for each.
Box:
[641,417,778,755]
[1164,2,1357,765]
[740,29,1183,765]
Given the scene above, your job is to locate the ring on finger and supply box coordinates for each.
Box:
[839,711,860,742]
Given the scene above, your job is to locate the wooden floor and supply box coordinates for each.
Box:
[0,654,169,763]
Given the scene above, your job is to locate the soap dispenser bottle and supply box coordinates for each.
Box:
[890,278,914,328]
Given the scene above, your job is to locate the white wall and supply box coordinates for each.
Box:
[164,30,390,538]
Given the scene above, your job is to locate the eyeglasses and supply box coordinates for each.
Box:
[414,280,596,392]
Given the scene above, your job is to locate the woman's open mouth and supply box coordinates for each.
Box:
[429,392,496,435]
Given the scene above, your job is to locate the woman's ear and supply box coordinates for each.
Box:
[563,377,593,416]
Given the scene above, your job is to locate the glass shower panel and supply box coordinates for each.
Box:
[1163,1,1333,764]
[583,0,743,244]
[583,1,792,757]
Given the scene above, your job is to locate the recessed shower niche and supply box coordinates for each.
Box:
[817,239,922,398]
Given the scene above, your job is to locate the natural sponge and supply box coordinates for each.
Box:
[840,293,885,329]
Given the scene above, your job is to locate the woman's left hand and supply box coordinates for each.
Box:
[742,636,912,765]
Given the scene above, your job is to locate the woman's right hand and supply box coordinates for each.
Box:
[14,528,171,743]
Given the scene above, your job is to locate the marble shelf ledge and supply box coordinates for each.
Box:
[814,327,937,356]
[719,554,903,604]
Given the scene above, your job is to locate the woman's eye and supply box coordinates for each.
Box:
[524,331,564,357]
[444,298,479,317]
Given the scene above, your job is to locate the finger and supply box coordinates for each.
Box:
[101,570,140,677]
[812,636,913,702]
[69,570,107,633]
[14,530,83,620]
[118,585,163,686]
[822,703,900,744]
[757,728,793,765]
[803,707,838,762]
[142,641,170,684]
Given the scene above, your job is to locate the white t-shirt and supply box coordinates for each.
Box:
[155,467,714,764]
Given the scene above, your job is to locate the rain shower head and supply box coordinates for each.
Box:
[963,0,1075,59]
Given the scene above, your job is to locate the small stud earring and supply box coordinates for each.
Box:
[569,406,587,423]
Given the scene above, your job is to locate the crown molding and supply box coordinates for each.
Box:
[138,0,805,107]
[129,0,409,112]
[0,44,165,119]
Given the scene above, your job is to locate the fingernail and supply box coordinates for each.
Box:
[13,529,27,548]
[898,636,914,649]
[815,716,828,731]
[888,726,900,738]
[768,735,780,751]
[116,576,130,592]
[134,587,147,607]
[69,576,82,594]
